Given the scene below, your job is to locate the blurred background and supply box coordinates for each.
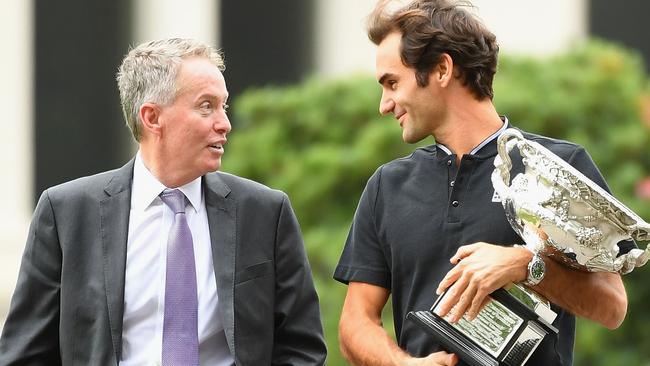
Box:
[1,0,649,364]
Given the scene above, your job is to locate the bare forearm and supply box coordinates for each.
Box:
[339,313,410,366]
[340,282,458,366]
[534,258,627,329]
[437,244,628,329]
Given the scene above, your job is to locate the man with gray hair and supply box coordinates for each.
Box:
[0,38,326,365]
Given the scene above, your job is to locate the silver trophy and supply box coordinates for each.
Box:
[409,128,650,366]
[492,128,650,274]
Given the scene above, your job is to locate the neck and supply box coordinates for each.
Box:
[433,96,503,162]
[139,144,192,188]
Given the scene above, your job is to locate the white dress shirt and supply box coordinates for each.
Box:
[120,152,234,366]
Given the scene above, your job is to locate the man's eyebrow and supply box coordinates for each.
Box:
[197,92,227,101]
[378,73,395,86]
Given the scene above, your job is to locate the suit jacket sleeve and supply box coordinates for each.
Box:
[271,194,327,365]
[0,190,63,365]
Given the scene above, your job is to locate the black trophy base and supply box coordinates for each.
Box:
[407,310,498,366]
[407,287,558,366]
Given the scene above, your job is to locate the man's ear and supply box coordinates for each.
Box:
[435,53,454,87]
[139,103,162,137]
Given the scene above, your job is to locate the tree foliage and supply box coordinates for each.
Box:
[223,40,650,365]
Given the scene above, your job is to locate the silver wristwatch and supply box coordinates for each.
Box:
[524,252,546,286]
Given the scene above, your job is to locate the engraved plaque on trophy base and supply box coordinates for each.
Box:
[407,286,558,366]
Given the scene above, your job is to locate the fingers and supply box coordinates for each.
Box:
[436,265,460,295]
[451,273,496,322]
[423,351,458,366]
[467,294,492,321]
[434,272,465,318]
[435,271,474,322]
[453,282,480,322]
[436,281,490,323]
[437,242,510,322]
[447,282,478,323]
[439,243,485,294]
[446,353,459,366]
[449,243,478,264]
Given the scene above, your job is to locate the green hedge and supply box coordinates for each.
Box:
[223,40,650,365]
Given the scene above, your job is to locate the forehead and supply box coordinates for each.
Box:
[375,31,407,79]
[176,57,228,98]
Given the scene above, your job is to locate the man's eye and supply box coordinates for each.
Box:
[388,81,397,90]
[201,102,212,110]
[223,103,230,112]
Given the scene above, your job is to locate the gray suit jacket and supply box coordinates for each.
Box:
[0,159,326,365]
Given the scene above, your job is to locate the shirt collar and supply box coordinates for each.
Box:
[436,116,510,158]
[131,151,202,213]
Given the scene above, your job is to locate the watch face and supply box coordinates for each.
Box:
[531,259,545,280]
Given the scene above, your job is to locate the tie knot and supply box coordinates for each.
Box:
[160,189,187,214]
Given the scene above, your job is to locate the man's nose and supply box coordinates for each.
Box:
[216,115,232,134]
[379,95,395,116]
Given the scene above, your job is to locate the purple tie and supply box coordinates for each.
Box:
[160,189,199,366]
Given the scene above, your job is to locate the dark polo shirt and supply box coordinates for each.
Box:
[334,121,633,366]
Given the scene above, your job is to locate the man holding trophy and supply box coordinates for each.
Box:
[334,0,634,365]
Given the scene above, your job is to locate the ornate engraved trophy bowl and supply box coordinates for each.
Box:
[492,128,650,274]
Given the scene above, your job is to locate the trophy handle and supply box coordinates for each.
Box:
[492,129,525,202]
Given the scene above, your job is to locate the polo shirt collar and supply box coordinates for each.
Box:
[436,116,511,159]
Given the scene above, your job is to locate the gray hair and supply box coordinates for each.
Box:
[116,38,225,141]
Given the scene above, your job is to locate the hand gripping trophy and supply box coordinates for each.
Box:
[409,128,650,366]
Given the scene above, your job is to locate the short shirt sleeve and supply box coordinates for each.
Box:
[333,168,392,289]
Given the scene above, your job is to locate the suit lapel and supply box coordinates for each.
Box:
[100,159,134,361]
[98,166,235,360]
[203,173,236,357]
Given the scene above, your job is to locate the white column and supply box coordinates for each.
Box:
[133,0,220,47]
[315,0,377,77]
[472,0,587,56]
[0,0,34,328]
[314,0,588,79]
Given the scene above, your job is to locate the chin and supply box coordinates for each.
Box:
[199,160,222,175]
[402,130,428,144]
[210,160,222,172]
[207,164,221,173]
[402,133,419,144]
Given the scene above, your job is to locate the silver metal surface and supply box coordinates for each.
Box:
[505,284,556,324]
[492,128,650,274]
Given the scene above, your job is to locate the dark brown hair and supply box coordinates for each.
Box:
[368,0,499,100]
